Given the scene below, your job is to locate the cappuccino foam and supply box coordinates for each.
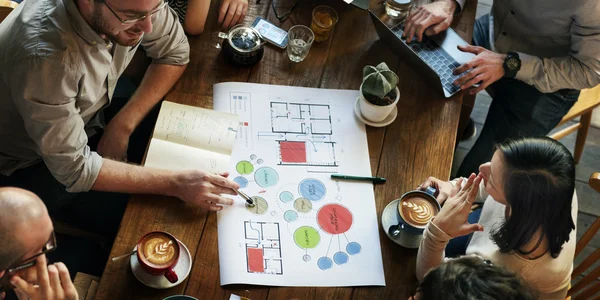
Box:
[140,233,178,267]
[399,196,438,228]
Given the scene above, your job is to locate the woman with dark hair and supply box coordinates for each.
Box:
[411,255,535,300]
[416,137,577,299]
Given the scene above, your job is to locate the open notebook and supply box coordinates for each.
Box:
[144,101,240,174]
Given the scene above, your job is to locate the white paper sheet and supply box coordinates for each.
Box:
[214,82,385,287]
[144,101,239,174]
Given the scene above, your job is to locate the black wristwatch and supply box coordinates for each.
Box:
[503,52,521,78]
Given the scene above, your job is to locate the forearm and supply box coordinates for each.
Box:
[184,0,211,35]
[416,222,451,281]
[109,63,186,134]
[515,53,600,93]
[91,158,179,197]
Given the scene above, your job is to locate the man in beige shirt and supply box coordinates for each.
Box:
[403,0,600,177]
[0,0,239,237]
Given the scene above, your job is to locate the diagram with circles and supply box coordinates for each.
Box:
[233,156,362,273]
[213,82,385,287]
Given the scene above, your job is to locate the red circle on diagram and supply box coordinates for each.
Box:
[317,204,353,234]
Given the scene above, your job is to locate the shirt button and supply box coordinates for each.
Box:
[92,41,97,45]
[511,10,515,15]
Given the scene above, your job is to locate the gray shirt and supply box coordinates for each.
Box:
[456,0,600,93]
[0,0,189,192]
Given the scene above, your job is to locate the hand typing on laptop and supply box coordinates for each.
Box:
[453,45,507,94]
[402,0,458,43]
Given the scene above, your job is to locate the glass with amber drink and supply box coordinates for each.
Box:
[310,5,339,42]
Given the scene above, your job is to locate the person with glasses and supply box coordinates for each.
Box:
[0,187,77,300]
[416,137,577,299]
[167,0,249,35]
[0,0,240,240]
[410,255,535,300]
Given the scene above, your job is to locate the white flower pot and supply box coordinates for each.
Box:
[358,84,400,123]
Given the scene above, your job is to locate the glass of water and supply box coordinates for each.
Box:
[286,25,314,63]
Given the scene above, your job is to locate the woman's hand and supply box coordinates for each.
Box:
[417,176,455,205]
[219,0,248,30]
[432,173,484,237]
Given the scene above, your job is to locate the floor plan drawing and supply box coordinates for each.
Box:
[244,221,283,275]
[260,102,338,171]
[214,82,385,287]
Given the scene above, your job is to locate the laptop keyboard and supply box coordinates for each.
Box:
[391,23,463,95]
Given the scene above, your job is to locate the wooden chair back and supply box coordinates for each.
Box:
[550,86,600,163]
[0,0,17,23]
[568,172,600,299]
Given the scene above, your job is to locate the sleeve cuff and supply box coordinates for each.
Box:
[425,221,453,244]
[514,52,539,83]
[65,150,103,193]
[454,0,466,13]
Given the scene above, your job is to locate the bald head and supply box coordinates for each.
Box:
[0,187,47,223]
[0,187,52,271]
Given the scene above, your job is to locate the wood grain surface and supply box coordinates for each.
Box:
[95,0,476,298]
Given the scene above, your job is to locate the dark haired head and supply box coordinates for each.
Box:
[415,256,535,300]
[491,137,575,258]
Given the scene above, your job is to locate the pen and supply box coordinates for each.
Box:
[236,189,255,206]
[331,174,387,184]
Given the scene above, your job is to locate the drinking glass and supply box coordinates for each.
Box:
[310,5,338,42]
[384,0,412,20]
[286,25,314,63]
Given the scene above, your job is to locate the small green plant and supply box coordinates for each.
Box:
[361,62,399,106]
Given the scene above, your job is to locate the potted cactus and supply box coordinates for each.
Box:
[358,62,400,123]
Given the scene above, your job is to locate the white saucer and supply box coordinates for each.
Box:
[130,240,192,289]
[381,199,405,247]
[354,97,398,127]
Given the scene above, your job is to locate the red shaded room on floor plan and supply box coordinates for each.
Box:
[280,142,307,163]
[247,248,265,273]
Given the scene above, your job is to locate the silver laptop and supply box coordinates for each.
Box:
[369,10,475,98]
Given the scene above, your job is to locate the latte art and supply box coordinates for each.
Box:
[399,196,439,227]
[140,233,179,267]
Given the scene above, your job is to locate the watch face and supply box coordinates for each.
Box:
[507,57,520,70]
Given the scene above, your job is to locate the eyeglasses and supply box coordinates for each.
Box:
[102,0,168,25]
[255,0,300,23]
[0,232,57,292]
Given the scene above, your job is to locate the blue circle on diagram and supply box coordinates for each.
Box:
[298,179,326,201]
[254,167,279,188]
[333,252,349,265]
[279,191,294,203]
[233,176,248,188]
[317,257,333,270]
[284,210,298,222]
[346,242,362,255]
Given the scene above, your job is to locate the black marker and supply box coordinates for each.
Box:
[236,189,255,206]
[331,174,387,184]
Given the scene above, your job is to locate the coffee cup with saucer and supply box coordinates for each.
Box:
[131,231,192,289]
[381,186,440,248]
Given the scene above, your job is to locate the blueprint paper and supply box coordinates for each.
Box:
[214,82,385,287]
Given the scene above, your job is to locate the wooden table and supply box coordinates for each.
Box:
[95,0,476,298]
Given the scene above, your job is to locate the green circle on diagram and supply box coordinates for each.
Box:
[236,161,254,174]
[294,226,320,249]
